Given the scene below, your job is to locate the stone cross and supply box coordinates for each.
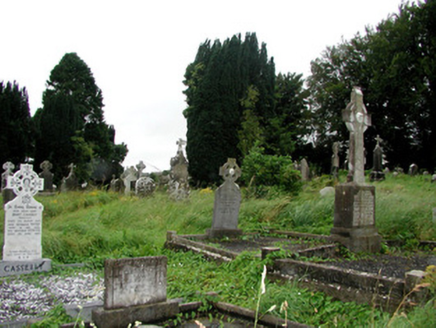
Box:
[375,135,382,148]
[176,138,186,153]
[342,87,371,184]
[40,160,53,172]
[219,158,241,184]
[8,164,44,197]
[2,162,15,190]
[136,161,146,178]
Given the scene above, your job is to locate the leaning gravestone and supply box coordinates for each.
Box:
[208,158,242,239]
[2,161,16,205]
[92,256,178,328]
[370,135,385,181]
[1,164,51,276]
[330,87,381,253]
[61,163,79,192]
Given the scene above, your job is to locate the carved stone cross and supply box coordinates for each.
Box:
[40,160,53,172]
[136,161,146,177]
[219,158,241,184]
[3,161,15,173]
[7,164,44,197]
[342,87,371,184]
[177,138,186,153]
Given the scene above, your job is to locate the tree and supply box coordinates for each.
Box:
[0,81,33,165]
[183,33,276,186]
[35,53,127,183]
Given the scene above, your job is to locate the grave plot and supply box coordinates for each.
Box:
[165,230,434,312]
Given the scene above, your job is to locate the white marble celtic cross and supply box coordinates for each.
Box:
[342,87,371,184]
[7,164,44,197]
[219,158,241,184]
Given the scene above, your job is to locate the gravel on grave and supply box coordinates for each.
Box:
[0,272,103,323]
[215,237,436,279]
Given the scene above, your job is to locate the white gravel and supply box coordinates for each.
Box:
[0,272,103,323]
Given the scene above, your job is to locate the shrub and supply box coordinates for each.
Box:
[241,145,302,194]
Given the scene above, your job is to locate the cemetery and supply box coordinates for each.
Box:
[1,2,436,326]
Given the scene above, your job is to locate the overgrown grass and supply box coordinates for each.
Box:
[1,173,436,326]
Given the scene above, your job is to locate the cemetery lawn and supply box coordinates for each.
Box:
[1,173,436,327]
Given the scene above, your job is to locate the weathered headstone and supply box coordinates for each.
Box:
[61,163,78,192]
[331,142,340,179]
[110,174,124,193]
[208,158,242,238]
[300,158,310,181]
[2,161,16,205]
[370,135,385,181]
[92,256,179,328]
[408,163,418,176]
[168,138,190,200]
[39,160,55,193]
[121,166,138,195]
[331,87,381,253]
[1,164,51,276]
[135,176,156,197]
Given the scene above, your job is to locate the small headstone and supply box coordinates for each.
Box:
[208,158,242,238]
[92,256,179,328]
[432,208,436,224]
[2,161,16,205]
[300,158,310,181]
[409,163,418,176]
[331,87,381,253]
[39,160,54,193]
[319,186,335,197]
[61,163,78,192]
[110,175,124,193]
[1,164,51,276]
[136,176,156,197]
[370,135,385,181]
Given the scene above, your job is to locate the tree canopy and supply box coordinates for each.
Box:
[34,53,128,184]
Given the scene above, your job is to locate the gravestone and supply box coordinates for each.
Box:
[1,164,51,276]
[2,161,16,205]
[331,142,340,179]
[92,256,179,328]
[61,163,78,192]
[168,138,190,200]
[136,160,146,178]
[331,87,381,253]
[300,158,310,181]
[370,135,385,181]
[208,158,242,239]
[135,176,156,197]
[39,160,55,193]
[408,163,418,176]
[121,166,138,195]
[110,175,124,193]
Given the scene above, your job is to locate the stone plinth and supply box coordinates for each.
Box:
[0,258,51,277]
[330,183,381,253]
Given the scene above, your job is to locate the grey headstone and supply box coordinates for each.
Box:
[39,160,54,193]
[61,163,78,192]
[209,158,242,238]
[300,158,310,181]
[2,161,16,204]
[135,177,156,197]
[319,186,335,197]
[103,256,167,310]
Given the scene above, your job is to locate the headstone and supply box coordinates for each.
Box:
[2,162,16,205]
[208,158,242,238]
[61,163,78,192]
[168,139,190,200]
[331,142,340,179]
[92,256,179,328]
[432,208,436,224]
[39,160,55,193]
[319,186,335,197]
[300,158,310,181]
[135,176,156,197]
[110,175,124,193]
[370,135,385,181]
[331,87,381,253]
[408,163,418,176]
[121,166,138,195]
[1,164,51,276]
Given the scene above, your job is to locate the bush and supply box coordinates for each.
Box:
[241,145,302,194]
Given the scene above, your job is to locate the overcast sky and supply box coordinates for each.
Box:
[1,0,404,172]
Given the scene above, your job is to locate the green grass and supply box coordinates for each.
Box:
[1,173,436,326]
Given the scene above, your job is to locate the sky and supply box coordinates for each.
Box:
[1,0,404,173]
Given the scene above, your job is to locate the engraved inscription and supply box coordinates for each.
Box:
[352,189,374,226]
